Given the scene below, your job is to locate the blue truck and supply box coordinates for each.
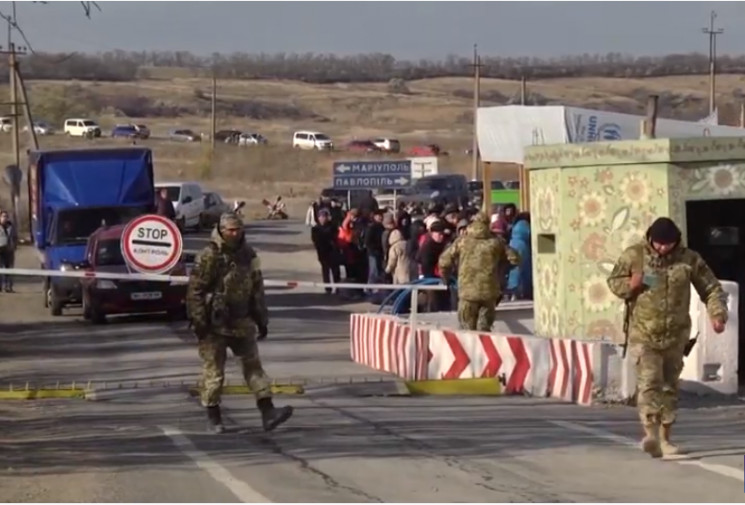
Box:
[28,147,156,316]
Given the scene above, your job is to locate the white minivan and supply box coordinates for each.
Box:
[64,118,102,137]
[292,131,333,150]
[155,181,205,231]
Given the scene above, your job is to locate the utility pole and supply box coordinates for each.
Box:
[471,44,482,181]
[520,76,527,105]
[210,67,216,160]
[702,10,723,115]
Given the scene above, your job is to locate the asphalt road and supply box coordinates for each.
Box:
[1,220,744,502]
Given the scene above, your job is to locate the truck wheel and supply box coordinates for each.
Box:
[177,216,186,232]
[43,278,49,308]
[49,287,63,316]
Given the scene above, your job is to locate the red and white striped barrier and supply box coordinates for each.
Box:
[426,329,550,396]
[547,339,595,406]
[349,313,597,405]
[349,314,428,381]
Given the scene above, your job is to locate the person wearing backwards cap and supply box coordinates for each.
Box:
[607,216,728,459]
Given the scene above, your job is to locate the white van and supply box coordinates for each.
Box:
[0,117,12,132]
[155,181,205,231]
[64,118,101,137]
[292,131,333,150]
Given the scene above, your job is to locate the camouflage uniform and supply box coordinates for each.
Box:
[438,213,520,331]
[607,219,727,457]
[187,212,292,433]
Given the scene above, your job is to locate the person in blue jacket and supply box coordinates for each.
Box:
[506,214,532,300]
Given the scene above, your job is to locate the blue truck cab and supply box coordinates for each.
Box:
[28,147,156,316]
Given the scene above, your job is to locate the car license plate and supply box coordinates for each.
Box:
[131,292,162,301]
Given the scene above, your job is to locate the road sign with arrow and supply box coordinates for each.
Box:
[332,160,413,190]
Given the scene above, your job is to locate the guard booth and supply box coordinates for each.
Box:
[524,137,745,388]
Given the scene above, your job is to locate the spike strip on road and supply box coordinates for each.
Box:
[0,268,447,291]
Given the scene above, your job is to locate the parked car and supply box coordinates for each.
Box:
[23,120,55,135]
[398,174,469,207]
[215,129,243,143]
[372,138,401,153]
[200,191,232,229]
[64,118,102,138]
[408,144,443,156]
[293,131,333,150]
[111,124,148,139]
[169,129,201,142]
[155,181,205,231]
[79,224,188,324]
[238,132,268,146]
[133,124,150,139]
[0,116,12,132]
[346,140,381,153]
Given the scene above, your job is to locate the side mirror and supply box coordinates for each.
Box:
[182,196,192,204]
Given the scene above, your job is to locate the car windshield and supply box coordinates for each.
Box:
[82,121,97,126]
[158,186,181,201]
[96,238,125,266]
[54,206,147,246]
[315,134,330,141]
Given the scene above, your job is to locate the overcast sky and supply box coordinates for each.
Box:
[8,1,745,60]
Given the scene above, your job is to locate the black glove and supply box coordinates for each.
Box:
[257,323,268,341]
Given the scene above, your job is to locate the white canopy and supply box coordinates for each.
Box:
[476,105,745,164]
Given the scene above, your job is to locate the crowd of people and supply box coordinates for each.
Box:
[307,194,533,313]
[0,210,16,293]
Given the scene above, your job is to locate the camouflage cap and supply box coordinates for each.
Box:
[472,211,490,224]
[219,212,244,230]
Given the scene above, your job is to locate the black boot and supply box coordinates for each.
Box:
[206,405,225,434]
[257,398,293,432]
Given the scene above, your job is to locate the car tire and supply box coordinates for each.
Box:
[176,216,186,232]
[49,287,63,316]
[167,306,187,321]
[90,304,107,325]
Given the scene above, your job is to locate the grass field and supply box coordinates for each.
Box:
[1,72,745,221]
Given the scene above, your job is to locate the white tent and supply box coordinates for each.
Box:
[476,105,745,164]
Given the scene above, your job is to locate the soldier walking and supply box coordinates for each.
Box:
[607,217,727,458]
[438,212,520,332]
[187,212,293,434]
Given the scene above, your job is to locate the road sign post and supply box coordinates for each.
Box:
[121,214,184,275]
[332,160,413,191]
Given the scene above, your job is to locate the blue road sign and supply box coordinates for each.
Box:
[332,160,412,190]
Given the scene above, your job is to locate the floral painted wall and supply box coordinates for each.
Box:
[525,137,745,344]
[531,168,562,339]
[530,163,669,343]
[669,163,745,231]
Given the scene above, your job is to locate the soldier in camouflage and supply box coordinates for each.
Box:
[438,212,520,331]
[607,217,727,458]
[186,212,293,434]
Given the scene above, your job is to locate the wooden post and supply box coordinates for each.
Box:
[482,162,492,215]
[519,166,530,212]
[520,76,527,105]
[210,69,217,159]
[471,44,482,181]
[15,60,38,150]
[643,95,658,139]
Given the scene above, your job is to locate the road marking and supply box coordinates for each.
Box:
[159,425,272,502]
[550,420,744,483]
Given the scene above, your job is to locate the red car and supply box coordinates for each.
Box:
[79,224,188,324]
[346,140,381,153]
